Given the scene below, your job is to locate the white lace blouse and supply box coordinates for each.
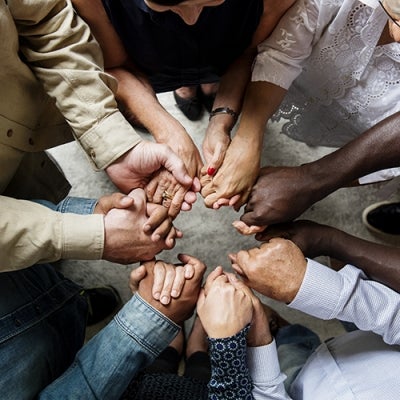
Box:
[253,0,400,148]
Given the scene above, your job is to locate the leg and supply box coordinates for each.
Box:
[184,317,210,382]
[275,324,321,390]
[0,264,87,399]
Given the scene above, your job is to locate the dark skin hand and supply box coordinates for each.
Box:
[257,220,400,293]
[241,112,400,227]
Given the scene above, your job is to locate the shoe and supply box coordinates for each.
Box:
[362,201,400,235]
[82,286,122,326]
[199,89,216,113]
[173,90,203,121]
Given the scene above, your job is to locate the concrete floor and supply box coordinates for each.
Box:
[50,91,400,341]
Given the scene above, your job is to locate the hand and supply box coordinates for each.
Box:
[201,136,260,210]
[202,119,231,176]
[94,193,134,214]
[241,165,321,227]
[129,254,200,305]
[229,238,307,303]
[197,269,253,338]
[102,188,181,264]
[132,255,206,325]
[145,169,200,218]
[105,140,193,193]
[255,220,330,258]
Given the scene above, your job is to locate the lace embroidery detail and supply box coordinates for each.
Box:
[272,0,400,147]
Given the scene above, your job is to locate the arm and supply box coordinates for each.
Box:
[11,0,141,170]
[202,0,318,209]
[256,220,400,293]
[39,256,206,399]
[290,260,400,345]
[242,112,400,227]
[202,0,296,173]
[230,238,400,346]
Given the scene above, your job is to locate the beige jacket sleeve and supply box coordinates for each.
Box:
[9,0,142,169]
[0,196,104,271]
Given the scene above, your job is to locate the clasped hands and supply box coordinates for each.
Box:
[128,237,307,341]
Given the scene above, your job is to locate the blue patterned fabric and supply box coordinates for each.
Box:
[208,325,254,400]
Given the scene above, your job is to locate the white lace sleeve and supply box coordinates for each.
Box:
[252,0,321,89]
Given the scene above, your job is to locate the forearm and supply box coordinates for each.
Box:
[39,293,180,399]
[208,326,254,400]
[290,261,400,345]
[233,81,287,158]
[321,227,400,292]
[12,0,140,169]
[248,343,292,400]
[302,112,400,199]
[110,66,184,141]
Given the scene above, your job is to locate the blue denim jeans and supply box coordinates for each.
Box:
[0,263,87,400]
[275,324,321,390]
[0,197,96,399]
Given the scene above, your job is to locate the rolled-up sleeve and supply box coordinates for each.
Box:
[9,0,141,169]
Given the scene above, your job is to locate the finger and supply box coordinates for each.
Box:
[180,201,192,212]
[164,226,180,249]
[170,266,186,298]
[159,264,176,305]
[177,253,203,279]
[169,186,186,218]
[152,217,173,242]
[129,265,147,293]
[208,142,227,174]
[160,147,193,188]
[196,288,206,309]
[152,261,166,300]
[191,177,202,193]
[184,189,198,205]
[203,266,224,294]
[231,263,246,278]
[201,183,216,200]
[145,180,158,203]
[229,194,241,207]
[144,204,169,233]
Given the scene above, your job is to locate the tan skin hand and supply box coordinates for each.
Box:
[229,238,307,303]
[130,254,199,304]
[102,188,180,264]
[134,256,206,325]
[201,135,260,209]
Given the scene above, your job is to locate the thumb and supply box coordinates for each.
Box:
[207,142,225,176]
[129,265,147,293]
[160,147,193,187]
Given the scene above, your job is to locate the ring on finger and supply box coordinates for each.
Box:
[162,190,174,201]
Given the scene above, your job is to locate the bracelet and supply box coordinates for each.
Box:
[209,107,238,121]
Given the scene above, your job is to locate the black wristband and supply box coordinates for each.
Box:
[209,107,238,121]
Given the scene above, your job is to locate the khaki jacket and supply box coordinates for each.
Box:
[0,0,141,270]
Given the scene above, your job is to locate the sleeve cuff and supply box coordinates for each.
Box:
[78,112,142,170]
[289,258,345,319]
[115,293,180,356]
[247,340,285,385]
[61,213,104,260]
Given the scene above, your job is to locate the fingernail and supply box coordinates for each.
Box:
[153,292,160,300]
[171,290,178,297]
[207,167,216,176]
[161,296,169,305]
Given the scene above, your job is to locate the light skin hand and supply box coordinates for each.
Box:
[105,140,193,194]
[202,118,232,175]
[201,135,260,210]
[130,255,206,324]
[102,188,181,264]
[197,271,253,338]
[229,238,307,303]
[146,169,201,218]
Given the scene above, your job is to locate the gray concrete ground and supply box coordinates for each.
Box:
[49,91,400,341]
